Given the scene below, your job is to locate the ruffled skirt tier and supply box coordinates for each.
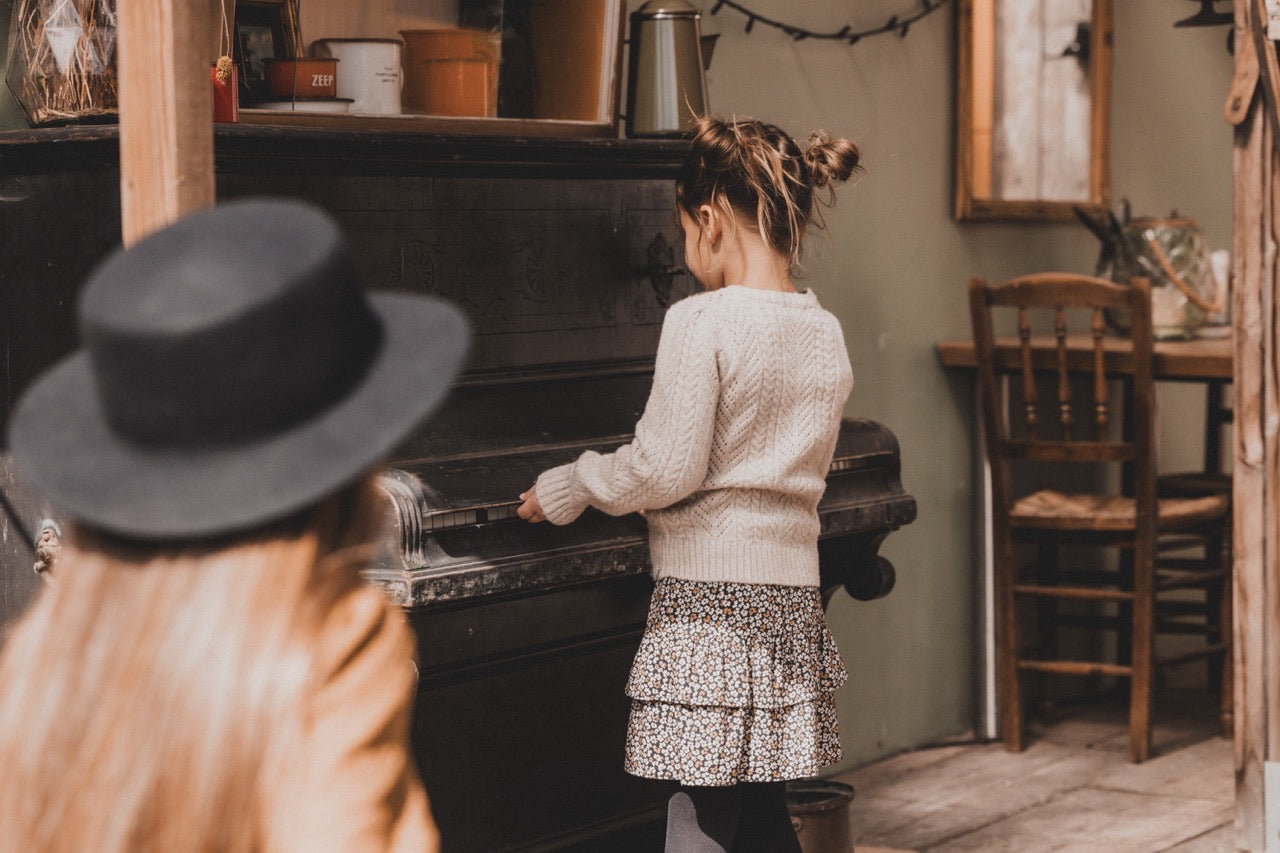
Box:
[623,578,847,786]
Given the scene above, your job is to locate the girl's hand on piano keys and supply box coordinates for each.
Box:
[517,488,545,523]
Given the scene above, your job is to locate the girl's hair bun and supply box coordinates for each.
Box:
[676,116,862,267]
[689,116,739,175]
[803,131,861,189]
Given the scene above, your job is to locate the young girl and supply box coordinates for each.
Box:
[517,116,861,852]
[0,198,468,852]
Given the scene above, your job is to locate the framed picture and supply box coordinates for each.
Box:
[954,0,1112,222]
[233,0,302,103]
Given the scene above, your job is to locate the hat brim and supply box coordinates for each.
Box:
[7,293,469,539]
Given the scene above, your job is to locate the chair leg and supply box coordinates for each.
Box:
[1033,541,1059,718]
[1220,584,1234,738]
[1129,588,1154,763]
[1117,550,1134,678]
[1218,532,1234,738]
[1000,665,1025,753]
[1206,564,1224,694]
[996,547,1024,752]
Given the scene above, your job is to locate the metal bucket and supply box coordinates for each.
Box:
[786,779,854,853]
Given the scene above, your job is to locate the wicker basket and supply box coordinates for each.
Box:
[4,0,118,126]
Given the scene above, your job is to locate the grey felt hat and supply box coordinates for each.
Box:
[6,197,469,539]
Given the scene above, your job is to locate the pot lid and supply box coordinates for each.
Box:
[311,37,403,44]
[633,0,702,20]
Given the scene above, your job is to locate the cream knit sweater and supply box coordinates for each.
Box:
[535,285,854,587]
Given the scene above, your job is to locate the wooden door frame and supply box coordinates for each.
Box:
[1232,1,1278,849]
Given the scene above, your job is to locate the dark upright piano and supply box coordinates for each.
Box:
[0,128,916,852]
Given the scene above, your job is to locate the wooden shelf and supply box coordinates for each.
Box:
[0,123,689,179]
[236,108,615,137]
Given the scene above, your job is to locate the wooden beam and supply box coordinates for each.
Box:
[1250,0,1280,140]
[1233,2,1275,849]
[117,0,216,246]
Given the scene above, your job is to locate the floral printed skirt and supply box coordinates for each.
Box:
[623,577,847,786]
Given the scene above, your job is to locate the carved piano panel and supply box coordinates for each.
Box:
[220,172,698,376]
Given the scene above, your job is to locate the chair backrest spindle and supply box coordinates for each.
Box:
[1055,307,1073,439]
[1018,307,1038,438]
[1092,306,1109,438]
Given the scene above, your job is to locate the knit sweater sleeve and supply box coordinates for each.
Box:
[535,300,719,525]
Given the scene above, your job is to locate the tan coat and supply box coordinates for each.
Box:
[263,583,439,852]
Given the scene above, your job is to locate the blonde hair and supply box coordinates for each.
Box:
[675,116,862,267]
[0,476,388,852]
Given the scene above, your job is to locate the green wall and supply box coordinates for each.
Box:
[697,0,1234,769]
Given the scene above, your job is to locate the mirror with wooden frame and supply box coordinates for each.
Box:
[955,0,1112,222]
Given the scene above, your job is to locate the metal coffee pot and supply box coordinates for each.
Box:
[625,0,714,138]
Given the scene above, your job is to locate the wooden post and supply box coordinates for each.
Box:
[1233,1,1278,848]
[116,0,217,246]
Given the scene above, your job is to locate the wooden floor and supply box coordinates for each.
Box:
[829,686,1234,852]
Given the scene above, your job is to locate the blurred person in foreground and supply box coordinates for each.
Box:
[0,198,469,852]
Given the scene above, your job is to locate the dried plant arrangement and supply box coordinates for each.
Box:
[5,0,118,125]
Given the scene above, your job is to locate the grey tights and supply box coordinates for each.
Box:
[663,782,801,853]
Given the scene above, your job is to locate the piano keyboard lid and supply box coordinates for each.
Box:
[380,418,901,535]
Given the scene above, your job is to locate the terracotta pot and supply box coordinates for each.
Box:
[419,58,488,116]
[400,28,496,116]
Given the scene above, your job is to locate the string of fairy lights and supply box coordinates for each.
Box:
[707,0,951,44]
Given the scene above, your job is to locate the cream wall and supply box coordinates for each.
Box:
[695,0,1234,769]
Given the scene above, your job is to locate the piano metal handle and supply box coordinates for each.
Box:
[377,468,525,540]
[642,232,689,307]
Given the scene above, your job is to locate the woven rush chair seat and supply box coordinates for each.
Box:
[1011,490,1228,530]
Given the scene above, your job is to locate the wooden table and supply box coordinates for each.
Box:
[935,333,1232,381]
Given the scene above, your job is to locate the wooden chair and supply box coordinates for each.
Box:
[1154,380,1232,725]
[968,273,1232,763]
